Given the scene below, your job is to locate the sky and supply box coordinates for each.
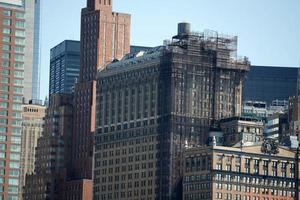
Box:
[39,0,300,99]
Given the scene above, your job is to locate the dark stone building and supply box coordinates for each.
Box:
[243,66,299,104]
[94,23,249,200]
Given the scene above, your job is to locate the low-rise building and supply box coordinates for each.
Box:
[219,116,264,147]
[183,142,300,200]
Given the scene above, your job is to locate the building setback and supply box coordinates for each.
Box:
[243,66,299,105]
[49,40,80,95]
[19,102,45,200]
[94,23,249,200]
[23,94,73,200]
[63,0,131,199]
[183,144,300,200]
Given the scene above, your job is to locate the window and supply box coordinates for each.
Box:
[16,12,24,18]
[3,10,11,16]
[14,46,24,53]
[2,53,10,59]
[12,128,21,135]
[0,127,7,133]
[15,30,25,37]
[2,36,10,42]
[0,136,6,142]
[15,21,25,28]
[0,85,9,92]
[15,37,24,45]
[14,71,24,78]
[14,62,24,69]
[9,169,19,177]
[3,18,11,26]
[12,112,21,118]
[13,79,22,86]
[1,61,10,67]
[1,69,9,75]
[13,87,23,94]
[10,145,21,153]
[14,54,24,62]
[0,110,8,116]
[0,119,8,125]
[13,104,22,111]
[2,44,10,51]
[3,28,11,34]
[0,153,5,158]
[11,137,21,144]
[13,96,22,103]
[8,178,19,186]
[0,144,6,151]
[0,102,8,108]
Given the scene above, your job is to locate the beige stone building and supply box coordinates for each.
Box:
[183,143,300,200]
[20,102,45,198]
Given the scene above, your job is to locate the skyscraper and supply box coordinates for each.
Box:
[49,40,80,95]
[24,0,41,101]
[94,23,249,199]
[0,1,25,199]
[243,66,299,104]
[63,0,131,199]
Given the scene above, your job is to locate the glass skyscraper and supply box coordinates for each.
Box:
[243,65,299,104]
[24,0,41,101]
[49,40,80,95]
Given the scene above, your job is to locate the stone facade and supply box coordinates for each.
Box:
[94,23,249,200]
[183,145,300,200]
[19,103,45,199]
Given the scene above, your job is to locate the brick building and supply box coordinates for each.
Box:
[63,0,131,199]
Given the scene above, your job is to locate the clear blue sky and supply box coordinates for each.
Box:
[40,0,300,99]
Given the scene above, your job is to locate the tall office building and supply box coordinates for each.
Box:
[62,0,131,199]
[49,40,80,95]
[19,102,45,200]
[243,66,299,104]
[94,23,249,199]
[24,0,41,101]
